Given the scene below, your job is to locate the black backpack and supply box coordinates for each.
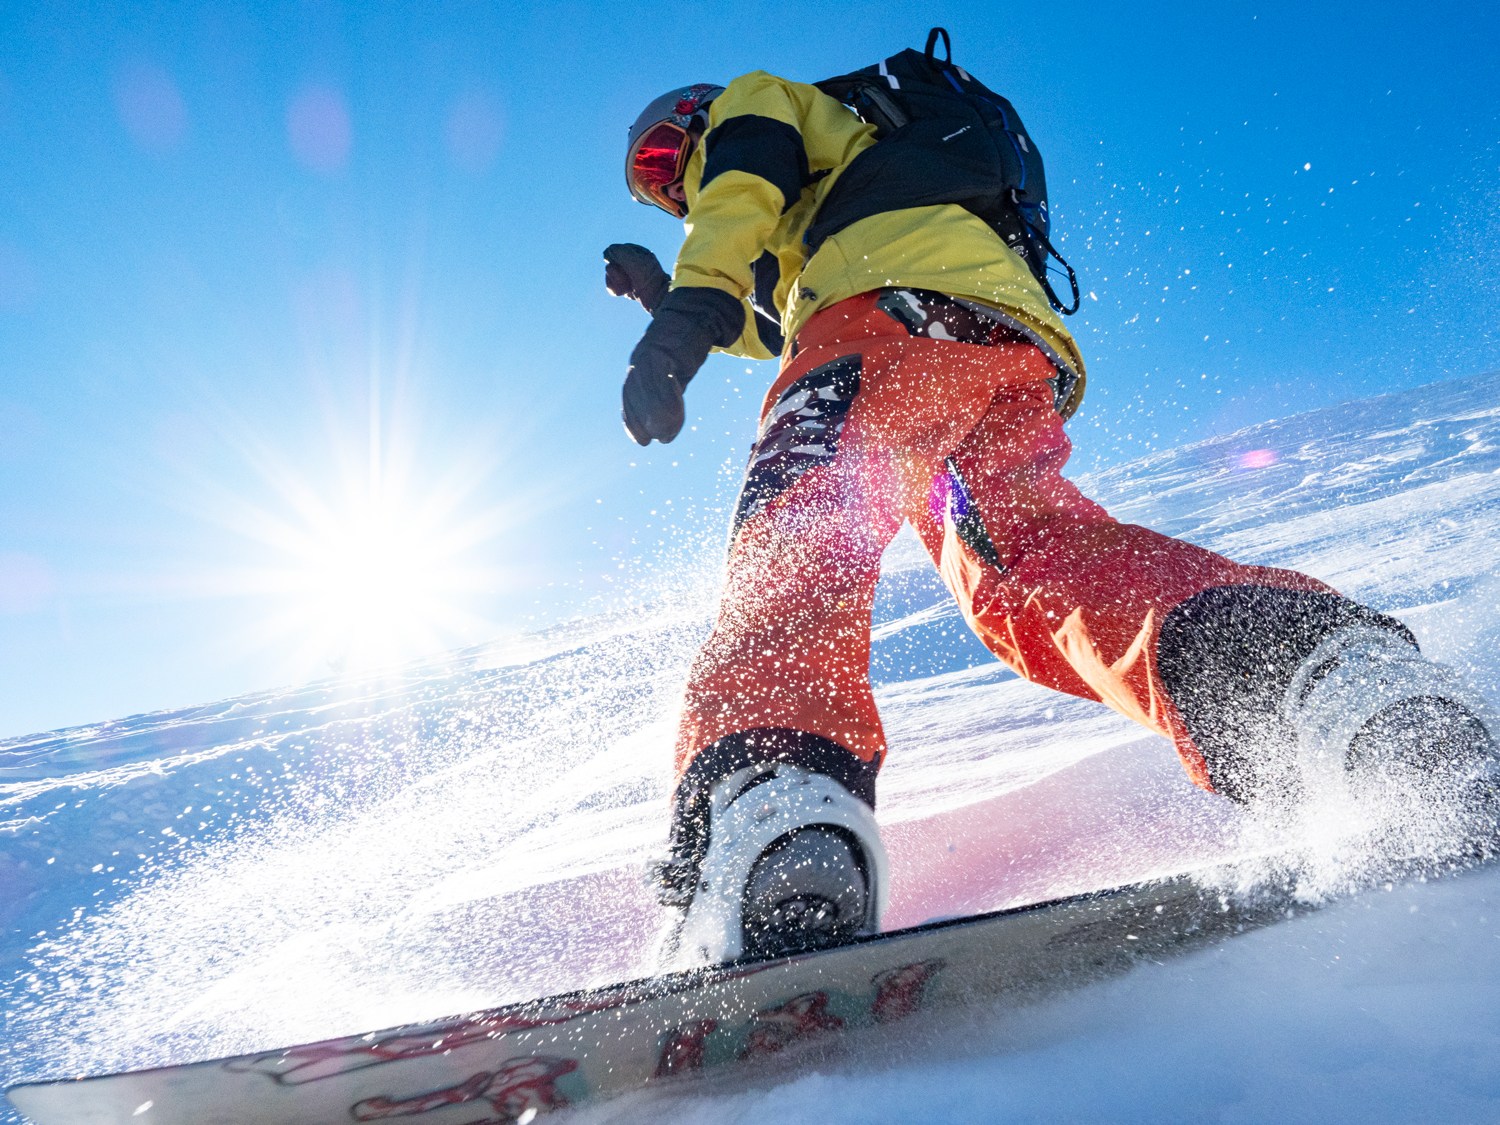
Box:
[810,28,1080,315]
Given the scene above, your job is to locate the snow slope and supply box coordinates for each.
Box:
[2,373,1499,1123]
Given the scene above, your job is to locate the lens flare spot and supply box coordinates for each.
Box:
[112,61,188,153]
[444,88,505,173]
[287,85,352,173]
[0,552,56,614]
[1235,449,1279,470]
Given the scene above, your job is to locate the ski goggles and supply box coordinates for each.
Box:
[627,121,694,218]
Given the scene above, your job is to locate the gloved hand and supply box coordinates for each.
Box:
[623,286,744,446]
[603,243,670,313]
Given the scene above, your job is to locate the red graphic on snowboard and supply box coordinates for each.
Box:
[219,955,947,1118]
[350,1056,578,1122]
[653,958,947,1074]
[226,998,617,1086]
[738,992,844,1058]
[871,958,946,1023]
[654,1018,720,1077]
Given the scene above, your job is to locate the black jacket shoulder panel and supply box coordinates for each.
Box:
[702,115,811,214]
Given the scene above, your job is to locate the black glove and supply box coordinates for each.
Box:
[622,286,744,446]
[603,243,670,313]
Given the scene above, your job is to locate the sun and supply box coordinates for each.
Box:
[273,483,494,675]
[157,332,537,688]
[191,404,524,685]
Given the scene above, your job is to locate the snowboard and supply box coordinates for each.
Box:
[5,860,1295,1125]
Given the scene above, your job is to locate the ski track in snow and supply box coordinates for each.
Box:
[2,373,1499,1123]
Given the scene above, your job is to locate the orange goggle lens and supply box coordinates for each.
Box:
[627,121,692,216]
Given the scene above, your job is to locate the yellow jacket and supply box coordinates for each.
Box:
[672,70,1086,413]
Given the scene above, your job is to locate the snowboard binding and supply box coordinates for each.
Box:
[1284,624,1500,850]
[1285,626,1498,791]
[656,763,888,970]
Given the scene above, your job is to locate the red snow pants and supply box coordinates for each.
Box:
[673,292,1331,794]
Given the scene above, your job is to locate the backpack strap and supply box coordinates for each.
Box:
[1017,215,1082,315]
[813,71,909,134]
[1040,243,1082,316]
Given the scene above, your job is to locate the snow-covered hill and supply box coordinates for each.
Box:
[3,372,1499,1123]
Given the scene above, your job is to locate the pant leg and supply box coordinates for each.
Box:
[909,374,1337,792]
[672,290,1369,838]
[671,355,903,778]
[672,296,1060,792]
[662,345,904,890]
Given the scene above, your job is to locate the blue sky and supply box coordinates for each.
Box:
[1,1,1497,739]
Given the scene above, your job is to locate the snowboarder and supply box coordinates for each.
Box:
[606,64,1497,967]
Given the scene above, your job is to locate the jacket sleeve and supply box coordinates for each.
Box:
[670,72,815,355]
[721,301,781,360]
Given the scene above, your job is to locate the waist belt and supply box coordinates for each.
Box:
[875,288,1079,416]
[786,288,1081,419]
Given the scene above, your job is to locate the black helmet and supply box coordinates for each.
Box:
[625,83,724,218]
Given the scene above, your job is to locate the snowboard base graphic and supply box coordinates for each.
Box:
[6,862,1301,1125]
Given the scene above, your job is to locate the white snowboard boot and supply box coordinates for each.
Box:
[1282,625,1498,813]
[658,763,888,971]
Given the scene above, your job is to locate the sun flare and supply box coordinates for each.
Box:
[201,414,523,684]
[277,487,490,674]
